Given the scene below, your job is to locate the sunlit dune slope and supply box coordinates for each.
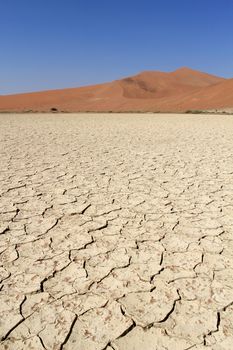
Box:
[1,67,231,112]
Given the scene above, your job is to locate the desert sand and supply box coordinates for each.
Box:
[0,113,233,349]
[1,68,233,113]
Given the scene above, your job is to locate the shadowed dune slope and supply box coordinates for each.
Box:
[0,67,232,112]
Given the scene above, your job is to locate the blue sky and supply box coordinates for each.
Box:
[0,0,233,94]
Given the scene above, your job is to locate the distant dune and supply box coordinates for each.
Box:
[0,67,232,113]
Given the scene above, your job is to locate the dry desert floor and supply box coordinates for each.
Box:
[0,113,233,350]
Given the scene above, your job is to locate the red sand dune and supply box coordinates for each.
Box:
[0,67,232,112]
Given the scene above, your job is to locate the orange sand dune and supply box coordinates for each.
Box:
[0,67,232,112]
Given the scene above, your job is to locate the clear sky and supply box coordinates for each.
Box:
[1,0,233,94]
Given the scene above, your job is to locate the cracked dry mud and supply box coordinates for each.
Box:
[0,113,233,350]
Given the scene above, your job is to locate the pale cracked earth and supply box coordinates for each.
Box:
[0,113,233,350]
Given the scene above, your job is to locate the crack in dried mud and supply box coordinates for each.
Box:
[1,113,233,349]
